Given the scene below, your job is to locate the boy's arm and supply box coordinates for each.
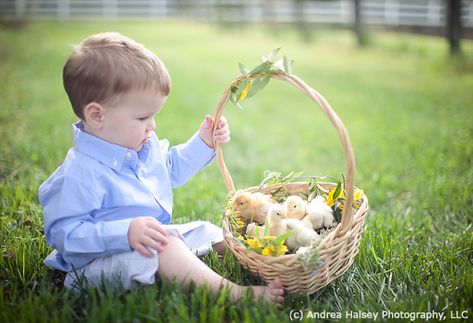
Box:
[162,132,215,188]
[162,116,230,188]
[40,173,133,269]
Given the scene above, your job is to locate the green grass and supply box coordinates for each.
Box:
[1,20,472,322]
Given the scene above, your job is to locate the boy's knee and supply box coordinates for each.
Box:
[163,232,185,249]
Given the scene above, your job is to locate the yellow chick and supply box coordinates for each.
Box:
[232,191,277,224]
[306,195,336,230]
[300,215,314,230]
[266,204,287,236]
[285,195,308,220]
[285,219,321,251]
[245,222,265,239]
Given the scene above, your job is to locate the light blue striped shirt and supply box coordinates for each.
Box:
[39,121,215,271]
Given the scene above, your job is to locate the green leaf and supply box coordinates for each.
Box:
[229,93,237,103]
[255,226,260,238]
[230,82,239,94]
[251,73,270,93]
[263,48,281,62]
[272,230,293,245]
[264,223,270,237]
[333,180,342,200]
[283,55,293,75]
[239,63,250,75]
[249,61,272,75]
[308,191,317,202]
[258,170,281,189]
[234,79,248,101]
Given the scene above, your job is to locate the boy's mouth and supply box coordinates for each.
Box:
[141,135,151,144]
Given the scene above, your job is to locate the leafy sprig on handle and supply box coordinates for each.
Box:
[229,48,294,107]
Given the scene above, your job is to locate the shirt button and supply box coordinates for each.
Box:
[112,159,118,167]
[126,151,132,158]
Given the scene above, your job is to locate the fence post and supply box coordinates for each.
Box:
[446,0,462,54]
[15,0,26,18]
[354,0,366,46]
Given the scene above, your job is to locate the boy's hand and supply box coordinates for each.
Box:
[128,217,169,257]
[199,115,230,149]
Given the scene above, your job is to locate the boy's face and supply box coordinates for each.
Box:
[100,89,167,152]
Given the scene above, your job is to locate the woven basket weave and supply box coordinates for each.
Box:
[212,71,369,295]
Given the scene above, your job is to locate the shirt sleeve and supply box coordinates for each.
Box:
[162,132,215,188]
[40,167,133,269]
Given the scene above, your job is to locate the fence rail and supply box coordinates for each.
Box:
[1,0,472,28]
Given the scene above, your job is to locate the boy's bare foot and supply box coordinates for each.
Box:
[251,278,285,306]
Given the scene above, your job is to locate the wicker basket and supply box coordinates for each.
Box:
[211,71,369,295]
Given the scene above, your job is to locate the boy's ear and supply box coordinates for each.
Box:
[83,102,104,129]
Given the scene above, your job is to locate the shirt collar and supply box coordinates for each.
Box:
[72,121,147,171]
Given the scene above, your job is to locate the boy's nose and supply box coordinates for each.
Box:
[147,118,156,131]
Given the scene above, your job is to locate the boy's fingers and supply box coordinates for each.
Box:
[142,236,164,252]
[147,229,169,245]
[135,243,152,257]
[215,135,230,145]
[148,220,169,237]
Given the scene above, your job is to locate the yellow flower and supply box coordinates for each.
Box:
[239,81,252,100]
[246,238,262,249]
[353,189,363,208]
[235,217,245,228]
[262,235,276,242]
[261,244,288,257]
[261,246,272,256]
[326,189,335,207]
[354,189,363,201]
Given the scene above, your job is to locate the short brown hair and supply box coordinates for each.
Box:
[63,32,171,119]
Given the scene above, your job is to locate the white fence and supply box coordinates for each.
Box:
[1,0,472,28]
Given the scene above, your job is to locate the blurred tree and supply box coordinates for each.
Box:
[354,0,366,46]
[446,0,462,54]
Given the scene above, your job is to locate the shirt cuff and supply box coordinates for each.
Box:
[101,218,134,252]
[182,132,216,167]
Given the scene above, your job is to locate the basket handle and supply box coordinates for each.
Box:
[212,72,356,231]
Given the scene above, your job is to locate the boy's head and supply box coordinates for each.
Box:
[63,32,171,120]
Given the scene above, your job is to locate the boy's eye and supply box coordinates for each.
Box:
[138,116,150,121]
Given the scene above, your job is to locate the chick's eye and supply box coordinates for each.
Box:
[293,205,297,208]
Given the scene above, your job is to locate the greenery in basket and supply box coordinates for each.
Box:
[225,171,364,258]
[225,199,293,257]
[259,170,364,222]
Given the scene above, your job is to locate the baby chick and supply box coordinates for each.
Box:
[232,191,276,224]
[306,195,337,230]
[266,204,288,236]
[285,195,308,220]
[245,222,265,239]
[285,219,321,251]
[300,215,314,230]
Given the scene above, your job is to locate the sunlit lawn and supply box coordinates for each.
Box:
[1,20,472,322]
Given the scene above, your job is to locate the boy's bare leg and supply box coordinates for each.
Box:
[157,234,284,305]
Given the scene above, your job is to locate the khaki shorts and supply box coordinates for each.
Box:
[64,221,223,290]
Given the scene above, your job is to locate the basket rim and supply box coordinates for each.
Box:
[212,71,357,231]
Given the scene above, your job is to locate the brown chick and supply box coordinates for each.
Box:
[285,195,308,220]
[232,191,276,224]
